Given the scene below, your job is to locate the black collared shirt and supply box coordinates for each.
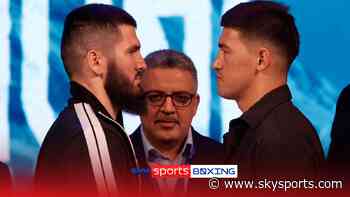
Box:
[224,85,325,178]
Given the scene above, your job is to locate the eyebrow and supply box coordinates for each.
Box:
[218,42,229,49]
[127,44,141,53]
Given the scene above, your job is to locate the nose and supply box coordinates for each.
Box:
[136,52,147,70]
[212,52,222,70]
[160,97,176,114]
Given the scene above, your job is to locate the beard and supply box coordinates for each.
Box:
[104,61,145,115]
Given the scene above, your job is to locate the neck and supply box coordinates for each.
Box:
[237,77,286,112]
[73,78,118,119]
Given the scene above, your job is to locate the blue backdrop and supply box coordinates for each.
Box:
[0,0,348,190]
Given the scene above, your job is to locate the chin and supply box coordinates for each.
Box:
[222,95,235,100]
[218,90,230,99]
[155,133,177,141]
[158,137,177,145]
[217,88,236,99]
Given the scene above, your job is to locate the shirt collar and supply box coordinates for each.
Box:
[240,85,292,129]
[68,81,123,125]
[140,126,194,163]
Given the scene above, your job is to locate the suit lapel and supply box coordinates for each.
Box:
[130,127,148,167]
[190,127,205,164]
[130,126,160,194]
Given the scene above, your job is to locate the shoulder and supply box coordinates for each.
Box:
[328,85,350,157]
[261,101,316,139]
[339,84,350,99]
[256,102,323,156]
[37,105,88,167]
[41,106,83,146]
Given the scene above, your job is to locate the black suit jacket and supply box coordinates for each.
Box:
[130,126,225,196]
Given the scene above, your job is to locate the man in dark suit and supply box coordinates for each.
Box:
[0,162,12,195]
[130,49,224,197]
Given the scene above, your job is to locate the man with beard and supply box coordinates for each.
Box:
[34,4,146,196]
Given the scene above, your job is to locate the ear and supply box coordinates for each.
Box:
[192,94,200,115]
[86,49,107,77]
[256,47,272,72]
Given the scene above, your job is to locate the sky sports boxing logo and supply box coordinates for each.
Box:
[131,165,237,178]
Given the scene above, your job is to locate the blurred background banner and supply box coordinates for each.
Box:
[0,0,349,189]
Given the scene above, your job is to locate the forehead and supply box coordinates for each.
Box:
[141,68,196,92]
[220,28,242,43]
[116,24,140,45]
[219,27,257,52]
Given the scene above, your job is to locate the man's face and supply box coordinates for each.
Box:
[140,68,199,145]
[104,25,146,114]
[213,28,257,100]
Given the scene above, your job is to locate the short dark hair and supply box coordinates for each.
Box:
[221,0,299,66]
[144,49,198,90]
[61,4,137,77]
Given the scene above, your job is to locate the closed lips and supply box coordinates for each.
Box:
[155,119,178,123]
